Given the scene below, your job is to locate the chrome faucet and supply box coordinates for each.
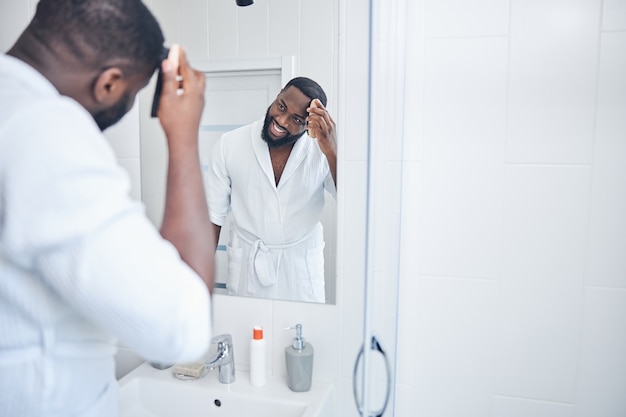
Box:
[204,333,236,384]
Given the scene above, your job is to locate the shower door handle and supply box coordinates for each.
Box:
[352,335,391,417]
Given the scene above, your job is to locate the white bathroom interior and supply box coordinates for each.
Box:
[1,0,625,416]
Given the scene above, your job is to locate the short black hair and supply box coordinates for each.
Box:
[28,0,164,74]
[284,77,328,107]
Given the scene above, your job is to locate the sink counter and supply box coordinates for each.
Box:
[118,362,334,417]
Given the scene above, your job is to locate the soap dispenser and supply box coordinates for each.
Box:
[285,324,314,392]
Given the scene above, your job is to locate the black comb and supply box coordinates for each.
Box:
[150,46,170,118]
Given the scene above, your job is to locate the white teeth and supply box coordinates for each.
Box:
[273,121,285,133]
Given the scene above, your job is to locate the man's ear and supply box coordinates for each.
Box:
[93,67,126,106]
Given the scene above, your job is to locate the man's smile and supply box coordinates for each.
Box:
[269,119,287,139]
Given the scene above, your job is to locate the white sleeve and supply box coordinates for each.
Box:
[35,212,212,364]
[3,100,211,364]
[206,134,231,227]
[324,171,337,200]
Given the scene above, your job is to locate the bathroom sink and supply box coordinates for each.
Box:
[118,362,333,417]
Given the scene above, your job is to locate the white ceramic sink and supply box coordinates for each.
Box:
[118,362,334,417]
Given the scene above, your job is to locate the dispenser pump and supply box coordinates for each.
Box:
[287,324,306,350]
[284,323,314,392]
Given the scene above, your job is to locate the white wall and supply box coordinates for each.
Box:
[394,1,626,416]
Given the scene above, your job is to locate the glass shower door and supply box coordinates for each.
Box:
[353,0,407,416]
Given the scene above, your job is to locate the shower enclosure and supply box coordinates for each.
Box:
[351,0,407,415]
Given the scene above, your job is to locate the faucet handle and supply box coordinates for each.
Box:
[206,333,235,384]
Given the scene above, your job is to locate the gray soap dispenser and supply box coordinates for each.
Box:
[285,324,314,392]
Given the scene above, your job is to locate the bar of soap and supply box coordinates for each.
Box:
[172,362,205,378]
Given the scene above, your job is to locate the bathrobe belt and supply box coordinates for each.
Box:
[232,224,317,293]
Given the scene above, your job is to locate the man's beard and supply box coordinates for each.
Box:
[261,107,305,148]
[93,92,132,131]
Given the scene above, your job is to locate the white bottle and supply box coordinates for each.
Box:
[249,325,266,387]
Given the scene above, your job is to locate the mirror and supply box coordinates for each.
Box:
[139,1,339,304]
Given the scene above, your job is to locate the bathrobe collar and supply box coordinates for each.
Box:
[250,119,312,189]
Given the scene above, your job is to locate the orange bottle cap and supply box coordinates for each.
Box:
[253,326,263,340]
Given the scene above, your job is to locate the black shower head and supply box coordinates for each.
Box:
[236,0,253,6]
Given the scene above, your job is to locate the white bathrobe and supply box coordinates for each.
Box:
[0,55,211,417]
[207,119,336,302]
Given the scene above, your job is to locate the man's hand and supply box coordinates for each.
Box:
[157,46,205,149]
[307,99,337,185]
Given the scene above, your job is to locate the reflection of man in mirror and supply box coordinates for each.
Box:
[207,77,337,303]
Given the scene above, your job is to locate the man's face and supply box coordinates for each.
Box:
[261,86,311,148]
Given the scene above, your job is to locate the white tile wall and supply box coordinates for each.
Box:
[269,0,300,57]
[340,0,369,162]
[102,101,143,202]
[495,165,590,402]
[180,0,208,58]
[506,0,601,164]
[420,37,507,280]
[602,0,626,31]
[402,0,424,163]
[210,295,274,373]
[492,395,574,417]
[424,0,509,38]
[0,2,31,51]
[395,0,626,415]
[586,32,626,289]
[575,288,626,416]
[149,0,180,46]
[396,161,421,388]
[413,277,498,417]
[237,0,269,57]
[207,0,237,56]
[300,0,337,93]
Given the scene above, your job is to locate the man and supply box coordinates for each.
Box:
[0,1,214,415]
[206,77,337,303]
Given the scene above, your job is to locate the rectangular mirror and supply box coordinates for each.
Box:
[206,58,337,305]
[139,7,339,304]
